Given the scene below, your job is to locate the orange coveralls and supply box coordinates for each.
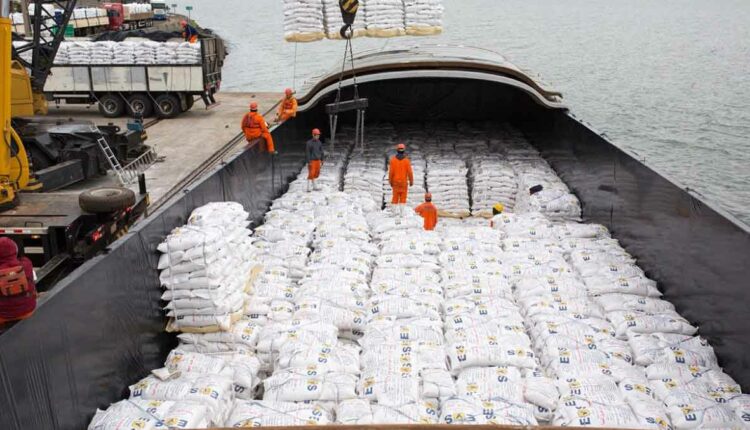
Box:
[388,155,414,204]
[277,96,298,122]
[241,112,276,152]
[415,202,438,231]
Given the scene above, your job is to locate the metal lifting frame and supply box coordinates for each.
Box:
[326,34,368,154]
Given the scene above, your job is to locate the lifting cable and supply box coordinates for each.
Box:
[292,42,299,92]
[327,0,368,152]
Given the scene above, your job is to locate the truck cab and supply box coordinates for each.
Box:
[152,2,167,21]
[103,3,124,31]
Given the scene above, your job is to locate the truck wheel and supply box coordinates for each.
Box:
[98,94,126,118]
[155,94,181,119]
[79,187,136,213]
[127,94,154,117]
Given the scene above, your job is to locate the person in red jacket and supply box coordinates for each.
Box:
[0,237,37,325]
[388,143,413,216]
[415,193,438,231]
[241,102,276,154]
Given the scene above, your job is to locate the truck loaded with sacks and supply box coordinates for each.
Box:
[42,36,226,118]
[1,46,749,430]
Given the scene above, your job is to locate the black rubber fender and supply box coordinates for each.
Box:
[79,187,136,213]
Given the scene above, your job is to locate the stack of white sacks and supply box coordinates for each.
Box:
[155,42,179,64]
[159,202,255,334]
[89,41,116,65]
[488,210,750,428]
[364,0,406,37]
[513,155,581,221]
[89,203,262,429]
[123,3,152,15]
[112,42,137,64]
[404,0,443,35]
[175,42,202,64]
[426,153,471,218]
[283,0,326,42]
[470,154,518,217]
[435,221,540,424]
[355,209,447,423]
[66,41,93,64]
[52,40,202,65]
[228,159,372,426]
[72,7,107,20]
[345,126,393,207]
[89,121,750,429]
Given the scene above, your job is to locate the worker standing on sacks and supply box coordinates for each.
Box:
[0,238,37,326]
[415,193,438,231]
[275,88,298,123]
[388,143,414,216]
[306,128,324,192]
[242,102,276,154]
[489,203,505,228]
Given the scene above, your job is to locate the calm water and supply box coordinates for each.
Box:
[175,0,750,226]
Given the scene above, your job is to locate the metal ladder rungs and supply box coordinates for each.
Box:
[96,137,127,185]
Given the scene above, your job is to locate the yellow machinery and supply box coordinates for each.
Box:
[1,0,34,208]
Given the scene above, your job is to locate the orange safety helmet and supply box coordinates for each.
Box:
[249,102,258,111]
[312,128,321,136]
[425,193,432,201]
[396,143,406,151]
[285,88,293,96]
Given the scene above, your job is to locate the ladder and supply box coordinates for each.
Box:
[96,136,127,185]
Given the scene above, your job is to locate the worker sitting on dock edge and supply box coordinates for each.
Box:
[275,88,298,123]
[242,102,276,154]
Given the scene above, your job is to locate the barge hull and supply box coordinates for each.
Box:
[0,70,749,430]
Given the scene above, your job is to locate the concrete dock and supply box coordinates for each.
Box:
[45,91,283,205]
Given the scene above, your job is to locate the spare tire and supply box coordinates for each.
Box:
[79,187,136,213]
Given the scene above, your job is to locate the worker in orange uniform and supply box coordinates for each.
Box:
[415,193,438,231]
[181,20,199,44]
[0,238,37,327]
[241,102,276,154]
[388,143,414,216]
[306,128,324,192]
[275,88,298,123]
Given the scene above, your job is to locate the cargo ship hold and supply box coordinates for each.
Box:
[1,45,749,429]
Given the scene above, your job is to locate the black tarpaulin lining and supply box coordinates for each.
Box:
[1,77,749,429]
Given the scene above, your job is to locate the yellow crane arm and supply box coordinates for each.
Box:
[1,0,33,208]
